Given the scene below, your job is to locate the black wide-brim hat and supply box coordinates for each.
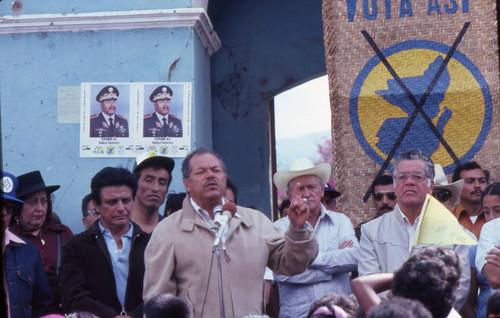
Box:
[16,170,60,198]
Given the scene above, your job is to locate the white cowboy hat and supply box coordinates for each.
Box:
[273,158,331,194]
[433,164,464,208]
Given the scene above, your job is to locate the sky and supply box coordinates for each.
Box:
[274,75,331,140]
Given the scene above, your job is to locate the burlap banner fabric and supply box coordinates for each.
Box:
[322,0,499,224]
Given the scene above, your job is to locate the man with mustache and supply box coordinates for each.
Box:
[371,175,397,216]
[143,85,183,138]
[355,175,396,241]
[90,85,129,138]
[359,149,471,311]
[60,167,150,318]
[131,152,174,233]
[143,148,319,318]
[451,161,489,239]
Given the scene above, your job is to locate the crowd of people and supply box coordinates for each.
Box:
[1,147,500,318]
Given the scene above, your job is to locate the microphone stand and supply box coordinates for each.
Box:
[213,227,226,318]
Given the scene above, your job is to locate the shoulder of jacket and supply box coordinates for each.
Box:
[169,114,181,120]
[144,113,154,119]
[115,114,128,121]
[90,113,100,119]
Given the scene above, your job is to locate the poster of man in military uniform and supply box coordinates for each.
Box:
[89,85,129,138]
[143,84,183,138]
[80,82,191,158]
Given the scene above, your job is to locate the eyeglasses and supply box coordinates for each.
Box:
[373,192,397,201]
[84,208,100,217]
[433,190,452,203]
[24,197,48,207]
[394,171,427,183]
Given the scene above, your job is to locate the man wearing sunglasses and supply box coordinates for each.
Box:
[355,175,396,241]
[359,149,471,311]
[372,175,397,216]
[432,164,464,211]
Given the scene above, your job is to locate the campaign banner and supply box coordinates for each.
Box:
[322,0,499,223]
[80,82,192,158]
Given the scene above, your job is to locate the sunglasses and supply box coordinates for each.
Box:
[373,192,397,201]
[433,190,452,203]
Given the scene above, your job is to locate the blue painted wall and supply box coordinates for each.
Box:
[209,0,326,215]
[0,11,212,233]
[1,0,327,232]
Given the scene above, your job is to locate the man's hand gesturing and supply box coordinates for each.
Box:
[287,183,309,229]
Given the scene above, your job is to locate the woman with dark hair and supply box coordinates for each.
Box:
[9,170,73,312]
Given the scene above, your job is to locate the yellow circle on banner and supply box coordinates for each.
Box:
[357,49,485,167]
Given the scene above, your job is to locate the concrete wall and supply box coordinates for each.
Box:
[209,0,326,215]
[0,2,215,233]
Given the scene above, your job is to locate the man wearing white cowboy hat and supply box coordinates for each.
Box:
[432,164,464,211]
[272,158,359,318]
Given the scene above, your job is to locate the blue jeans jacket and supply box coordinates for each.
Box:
[5,238,53,318]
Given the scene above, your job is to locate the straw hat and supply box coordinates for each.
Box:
[273,158,331,193]
[433,164,464,207]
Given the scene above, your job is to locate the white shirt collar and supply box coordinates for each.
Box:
[102,113,115,122]
[155,112,168,123]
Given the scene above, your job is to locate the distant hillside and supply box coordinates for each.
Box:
[276,130,331,170]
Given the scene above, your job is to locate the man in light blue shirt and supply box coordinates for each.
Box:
[272,158,359,318]
[60,167,150,318]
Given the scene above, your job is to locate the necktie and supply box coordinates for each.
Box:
[109,118,115,134]
[162,118,167,129]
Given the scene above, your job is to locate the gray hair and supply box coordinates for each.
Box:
[181,148,227,179]
[286,176,323,195]
[392,149,435,180]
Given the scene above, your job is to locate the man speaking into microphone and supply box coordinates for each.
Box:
[143,148,319,318]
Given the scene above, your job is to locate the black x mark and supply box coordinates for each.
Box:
[362,22,470,202]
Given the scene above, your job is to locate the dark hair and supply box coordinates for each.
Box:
[481,182,500,206]
[392,248,461,318]
[487,291,500,316]
[307,294,358,318]
[144,294,193,318]
[81,193,92,217]
[163,192,187,217]
[279,199,291,217]
[416,246,462,285]
[133,158,173,187]
[452,161,490,183]
[181,148,227,179]
[367,296,432,318]
[225,178,238,204]
[392,149,435,180]
[90,167,137,205]
[371,175,394,195]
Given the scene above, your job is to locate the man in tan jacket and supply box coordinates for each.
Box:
[143,148,319,318]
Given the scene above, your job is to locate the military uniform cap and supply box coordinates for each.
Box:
[96,85,119,102]
[150,85,173,102]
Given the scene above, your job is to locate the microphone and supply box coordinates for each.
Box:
[212,202,237,249]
